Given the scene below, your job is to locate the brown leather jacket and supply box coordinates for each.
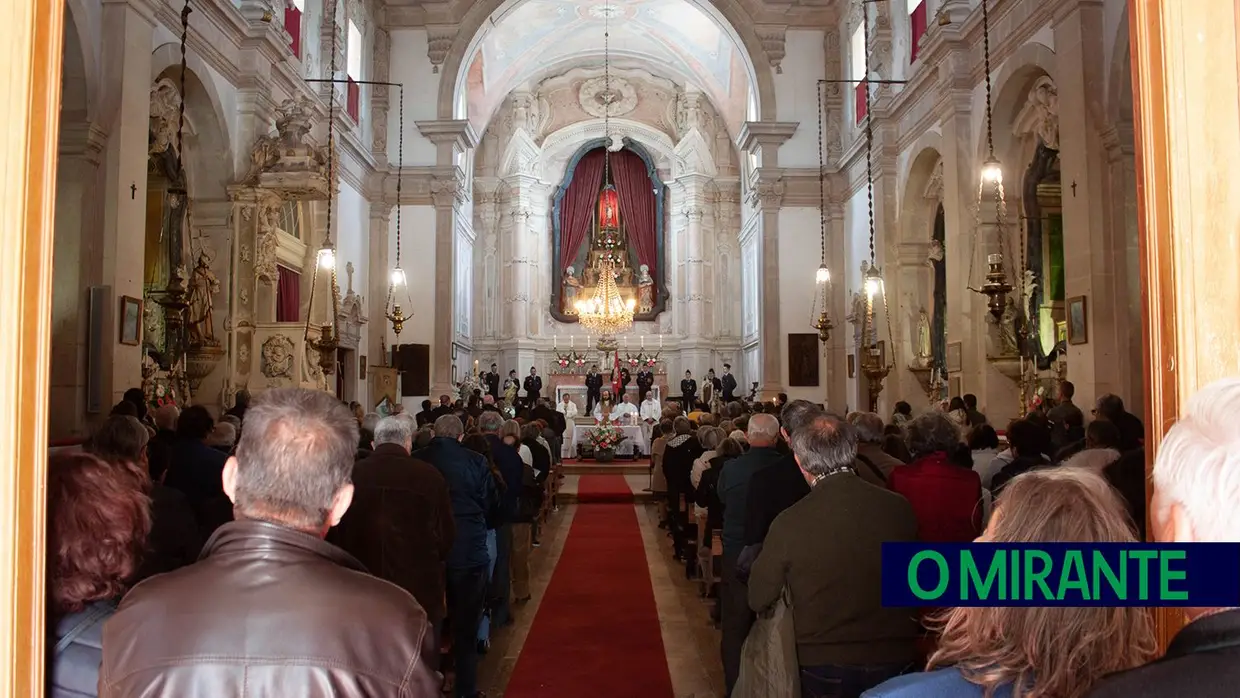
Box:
[100,520,440,697]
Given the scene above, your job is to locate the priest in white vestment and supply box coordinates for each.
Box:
[612,394,639,423]
[557,392,579,422]
[640,395,661,422]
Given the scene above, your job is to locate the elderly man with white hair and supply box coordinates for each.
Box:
[715,411,785,694]
[1086,378,1240,698]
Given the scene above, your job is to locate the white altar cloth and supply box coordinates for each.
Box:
[570,423,649,458]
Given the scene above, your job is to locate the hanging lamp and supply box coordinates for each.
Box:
[384,84,411,336]
[304,0,342,376]
[857,0,895,412]
[971,0,1013,320]
[573,5,635,352]
[810,79,833,344]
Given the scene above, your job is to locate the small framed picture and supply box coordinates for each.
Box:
[1067,296,1088,345]
[359,355,367,380]
[119,296,142,346]
[949,375,962,398]
[847,354,856,378]
[946,341,963,373]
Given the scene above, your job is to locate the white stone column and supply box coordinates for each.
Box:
[367,202,391,370]
[503,173,540,340]
[417,120,478,396]
[738,121,798,398]
[98,0,156,406]
[673,174,710,341]
[1054,0,1122,411]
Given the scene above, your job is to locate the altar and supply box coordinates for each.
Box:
[569,422,650,458]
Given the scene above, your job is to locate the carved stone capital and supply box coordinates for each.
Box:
[430,174,468,209]
[754,24,787,74]
[746,175,785,210]
[426,25,456,73]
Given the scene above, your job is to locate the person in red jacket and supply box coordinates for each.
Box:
[888,411,982,542]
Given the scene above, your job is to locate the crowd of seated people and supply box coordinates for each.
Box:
[46,386,563,698]
[651,377,1240,698]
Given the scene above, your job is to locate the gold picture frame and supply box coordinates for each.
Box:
[119,296,142,346]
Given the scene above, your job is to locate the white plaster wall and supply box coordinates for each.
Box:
[337,180,370,375]
[774,30,826,168]
[388,29,439,166]
[391,204,436,405]
[777,207,828,403]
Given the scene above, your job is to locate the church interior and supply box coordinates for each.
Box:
[2,0,1240,694]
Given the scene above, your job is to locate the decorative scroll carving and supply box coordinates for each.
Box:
[254,201,281,285]
[426,25,455,72]
[241,97,330,197]
[578,76,638,118]
[1015,76,1060,150]
[746,178,785,209]
[924,160,944,200]
[260,334,295,381]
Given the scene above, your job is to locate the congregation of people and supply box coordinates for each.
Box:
[42,369,1240,698]
[648,379,1237,698]
[48,384,564,698]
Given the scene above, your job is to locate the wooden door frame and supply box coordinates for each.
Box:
[0,0,66,693]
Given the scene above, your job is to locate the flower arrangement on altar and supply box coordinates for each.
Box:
[148,380,178,410]
[622,351,660,369]
[457,374,480,402]
[1028,385,1048,413]
[586,423,628,452]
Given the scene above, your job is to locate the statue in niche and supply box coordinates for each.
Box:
[926,239,944,265]
[561,266,581,315]
[998,296,1020,356]
[846,289,867,350]
[637,264,655,314]
[187,250,221,346]
[254,203,281,284]
[914,307,933,367]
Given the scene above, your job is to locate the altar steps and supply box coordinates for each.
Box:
[561,460,650,476]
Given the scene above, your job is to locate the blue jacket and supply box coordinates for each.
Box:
[50,599,115,697]
[485,434,525,523]
[414,437,496,570]
[716,446,784,557]
[863,668,1015,698]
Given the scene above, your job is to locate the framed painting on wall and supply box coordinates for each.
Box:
[119,296,142,346]
[1067,296,1088,345]
[946,341,963,373]
[949,375,962,398]
[847,354,855,378]
[787,333,820,387]
[359,355,367,380]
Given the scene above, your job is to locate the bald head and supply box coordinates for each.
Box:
[747,413,780,447]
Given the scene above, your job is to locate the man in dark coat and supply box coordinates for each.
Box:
[680,370,698,412]
[636,366,655,404]
[585,364,603,414]
[330,414,455,659]
[478,411,524,629]
[486,363,501,400]
[523,367,543,404]
[720,363,738,403]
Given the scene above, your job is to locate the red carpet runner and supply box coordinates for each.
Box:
[504,475,674,697]
[574,472,636,503]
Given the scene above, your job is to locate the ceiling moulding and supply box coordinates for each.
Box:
[537,65,679,96]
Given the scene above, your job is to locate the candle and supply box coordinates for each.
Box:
[554,334,558,349]
[659,334,663,349]
[473,359,479,374]
[641,336,645,349]
[570,335,574,348]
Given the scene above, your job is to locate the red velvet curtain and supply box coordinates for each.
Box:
[611,149,657,273]
[276,265,300,322]
[558,149,605,268]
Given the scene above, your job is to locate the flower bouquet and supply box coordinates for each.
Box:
[586,423,628,462]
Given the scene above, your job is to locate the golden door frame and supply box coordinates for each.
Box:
[1130,0,1240,650]
[0,0,65,693]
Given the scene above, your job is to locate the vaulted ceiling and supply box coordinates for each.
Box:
[461,0,757,134]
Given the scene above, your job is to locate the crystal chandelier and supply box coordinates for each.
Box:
[574,5,635,349]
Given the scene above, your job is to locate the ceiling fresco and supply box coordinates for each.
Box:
[464,0,754,134]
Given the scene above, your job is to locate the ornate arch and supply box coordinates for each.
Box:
[438,0,776,126]
[538,118,678,181]
[150,42,234,188]
[979,40,1057,175]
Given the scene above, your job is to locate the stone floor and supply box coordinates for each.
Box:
[476,497,726,697]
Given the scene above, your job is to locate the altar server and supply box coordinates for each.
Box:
[557,393,579,421]
[640,394,662,423]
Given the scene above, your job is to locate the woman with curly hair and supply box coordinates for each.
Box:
[863,467,1155,698]
[47,451,151,697]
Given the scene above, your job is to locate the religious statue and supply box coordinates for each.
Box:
[562,266,582,315]
[846,289,867,349]
[998,296,1020,356]
[914,307,933,368]
[637,264,655,313]
[926,239,944,265]
[187,250,220,346]
[255,203,281,284]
